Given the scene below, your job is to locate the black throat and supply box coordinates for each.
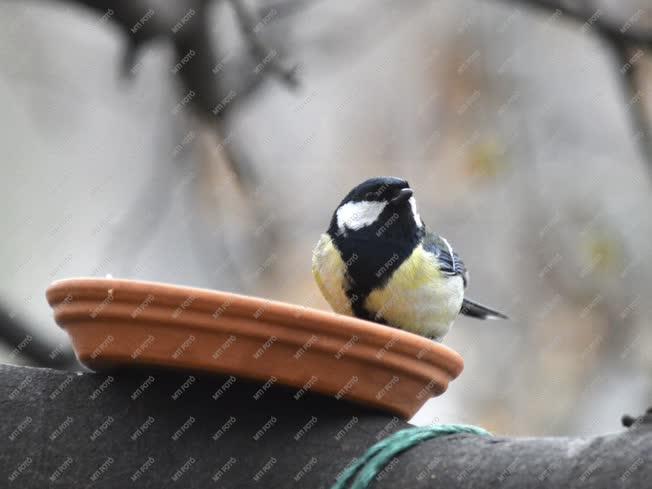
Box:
[327,204,424,321]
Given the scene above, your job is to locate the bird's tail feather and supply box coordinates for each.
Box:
[460,298,508,320]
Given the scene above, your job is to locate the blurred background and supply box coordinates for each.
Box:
[1,0,651,436]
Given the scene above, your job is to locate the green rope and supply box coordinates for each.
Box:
[331,423,491,489]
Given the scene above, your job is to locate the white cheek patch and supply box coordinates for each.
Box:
[409,197,423,228]
[336,200,387,232]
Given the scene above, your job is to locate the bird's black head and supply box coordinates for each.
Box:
[327,176,424,242]
[339,176,412,204]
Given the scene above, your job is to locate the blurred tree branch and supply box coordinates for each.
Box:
[1,0,299,367]
[608,40,652,172]
[498,0,651,170]
[228,0,299,87]
[500,0,652,50]
[15,0,299,190]
[260,0,652,171]
[10,0,650,183]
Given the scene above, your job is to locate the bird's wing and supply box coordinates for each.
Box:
[422,232,469,287]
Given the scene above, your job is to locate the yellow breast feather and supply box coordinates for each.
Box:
[312,234,353,316]
[364,244,464,339]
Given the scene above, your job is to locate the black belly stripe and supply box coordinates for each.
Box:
[330,232,419,322]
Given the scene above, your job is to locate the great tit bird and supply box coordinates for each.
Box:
[312,176,507,341]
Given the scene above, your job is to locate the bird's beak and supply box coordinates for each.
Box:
[391,188,413,205]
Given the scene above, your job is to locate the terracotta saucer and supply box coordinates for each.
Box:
[46,278,464,418]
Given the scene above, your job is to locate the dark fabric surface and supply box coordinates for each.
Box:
[0,364,649,488]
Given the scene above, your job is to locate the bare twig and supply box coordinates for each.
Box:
[0,0,296,362]
[13,0,298,188]
[495,0,652,172]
